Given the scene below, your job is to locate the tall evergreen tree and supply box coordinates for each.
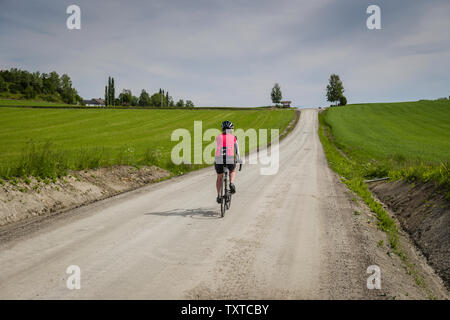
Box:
[104,76,116,106]
[110,77,115,106]
[107,77,111,106]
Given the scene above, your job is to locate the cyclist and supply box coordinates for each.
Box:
[215,120,241,203]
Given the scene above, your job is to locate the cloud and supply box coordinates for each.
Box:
[0,0,449,107]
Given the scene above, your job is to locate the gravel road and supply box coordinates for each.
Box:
[0,109,446,299]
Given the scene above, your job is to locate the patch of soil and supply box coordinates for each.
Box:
[370,180,450,289]
[0,165,170,226]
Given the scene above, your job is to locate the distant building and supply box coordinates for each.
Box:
[82,98,105,106]
[281,101,291,108]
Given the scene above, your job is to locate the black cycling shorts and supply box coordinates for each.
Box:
[215,162,236,174]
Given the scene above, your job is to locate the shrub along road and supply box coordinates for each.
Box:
[0,109,447,299]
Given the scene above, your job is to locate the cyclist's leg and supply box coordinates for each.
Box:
[229,163,237,183]
[216,173,223,196]
[230,170,236,183]
[215,162,224,196]
[229,163,237,194]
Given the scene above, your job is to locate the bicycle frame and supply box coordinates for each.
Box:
[220,166,230,217]
[219,163,241,217]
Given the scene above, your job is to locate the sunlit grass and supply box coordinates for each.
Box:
[0,107,294,178]
[323,100,450,188]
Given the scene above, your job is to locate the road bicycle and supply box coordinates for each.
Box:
[219,163,242,217]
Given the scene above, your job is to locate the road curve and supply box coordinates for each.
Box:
[0,109,386,299]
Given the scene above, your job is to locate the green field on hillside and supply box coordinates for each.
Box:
[0,107,294,179]
[321,99,450,188]
[319,99,450,255]
[0,99,72,107]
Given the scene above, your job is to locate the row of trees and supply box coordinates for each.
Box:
[1,69,347,108]
[0,68,82,104]
[104,77,194,107]
[119,88,194,107]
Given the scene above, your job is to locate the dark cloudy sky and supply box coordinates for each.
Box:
[1,0,449,107]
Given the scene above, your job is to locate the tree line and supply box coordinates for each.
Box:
[102,76,194,107]
[0,68,82,104]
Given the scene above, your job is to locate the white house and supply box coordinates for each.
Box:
[82,98,105,106]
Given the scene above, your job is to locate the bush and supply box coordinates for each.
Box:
[339,95,347,106]
[24,86,36,99]
[176,99,185,107]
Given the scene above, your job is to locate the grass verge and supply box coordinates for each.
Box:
[318,112,434,296]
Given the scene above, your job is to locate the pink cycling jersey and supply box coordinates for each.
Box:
[215,133,240,164]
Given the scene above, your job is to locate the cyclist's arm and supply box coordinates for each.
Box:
[234,138,241,163]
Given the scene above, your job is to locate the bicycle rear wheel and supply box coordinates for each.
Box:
[220,195,225,217]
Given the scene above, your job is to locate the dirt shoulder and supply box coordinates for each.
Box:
[0,165,170,227]
[321,171,448,299]
[370,180,450,290]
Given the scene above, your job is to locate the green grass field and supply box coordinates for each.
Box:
[0,107,294,179]
[0,99,71,107]
[321,99,450,188]
[323,100,450,161]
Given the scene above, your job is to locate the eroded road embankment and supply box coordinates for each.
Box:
[0,166,170,227]
[0,109,447,299]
